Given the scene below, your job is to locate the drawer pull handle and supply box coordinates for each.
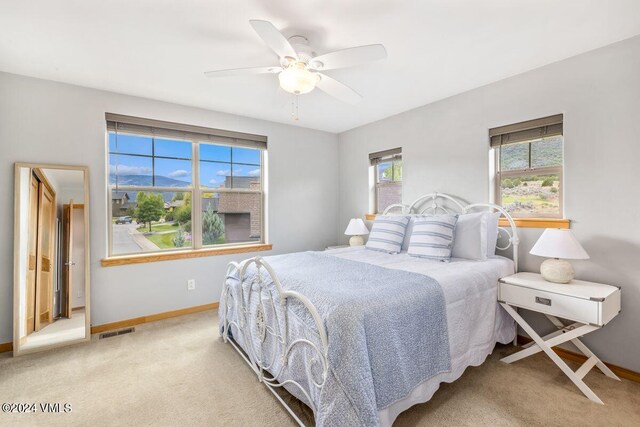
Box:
[535,296,552,306]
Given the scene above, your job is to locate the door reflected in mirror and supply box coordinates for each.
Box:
[14,164,90,355]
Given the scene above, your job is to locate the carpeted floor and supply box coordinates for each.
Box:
[1,310,638,426]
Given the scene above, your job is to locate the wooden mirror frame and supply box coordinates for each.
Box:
[13,163,91,356]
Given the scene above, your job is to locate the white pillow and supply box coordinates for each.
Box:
[404,212,502,257]
[401,216,415,251]
[365,215,410,254]
[451,212,488,260]
[407,215,459,261]
[486,212,501,256]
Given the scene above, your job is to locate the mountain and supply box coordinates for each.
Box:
[501,137,562,170]
[109,174,189,187]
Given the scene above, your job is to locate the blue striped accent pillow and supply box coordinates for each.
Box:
[408,215,459,262]
[365,215,410,254]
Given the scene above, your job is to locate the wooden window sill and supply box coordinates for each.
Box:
[101,243,272,267]
[366,213,570,229]
[498,218,570,228]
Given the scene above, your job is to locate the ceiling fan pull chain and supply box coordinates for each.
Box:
[291,94,299,121]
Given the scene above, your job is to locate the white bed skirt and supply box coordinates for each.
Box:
[377,308,515,426]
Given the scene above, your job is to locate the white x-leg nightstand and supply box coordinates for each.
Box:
[498,273,622,404]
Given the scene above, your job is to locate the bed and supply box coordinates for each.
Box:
[219,192,520,426]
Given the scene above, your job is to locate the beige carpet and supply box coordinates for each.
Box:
[1,310,638,426]
[21,309,86,351]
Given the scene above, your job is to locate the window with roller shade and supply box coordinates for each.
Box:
[107,114,266,256]
[491,115,563,218]
[370,148,402,214]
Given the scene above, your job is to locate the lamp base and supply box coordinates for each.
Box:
[540,258,574,284]
[349,235,365,246]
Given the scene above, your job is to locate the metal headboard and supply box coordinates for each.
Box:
[382,192,520,272]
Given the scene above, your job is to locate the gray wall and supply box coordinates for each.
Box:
[338,36,640,372]
[0,72,340,342]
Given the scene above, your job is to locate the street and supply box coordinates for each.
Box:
[111,222,159,254]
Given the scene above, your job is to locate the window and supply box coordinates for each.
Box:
[107,114,266,256]
[370,148,402,213]
[491,115,563,218]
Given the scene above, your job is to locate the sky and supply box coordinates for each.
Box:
[109,133,260,188]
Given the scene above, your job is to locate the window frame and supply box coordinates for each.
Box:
[107,133,265,257]
[494,138,564,219]
[373,155,403,214]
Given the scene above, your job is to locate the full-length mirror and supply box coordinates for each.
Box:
[13,163,90,355]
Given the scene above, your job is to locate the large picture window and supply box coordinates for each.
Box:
[491,115,563,218]
[107,114,266,256]
[369,148,402,214]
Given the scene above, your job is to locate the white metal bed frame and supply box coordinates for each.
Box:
[220,192,519,426]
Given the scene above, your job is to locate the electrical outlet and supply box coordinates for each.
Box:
[187,279,196,291]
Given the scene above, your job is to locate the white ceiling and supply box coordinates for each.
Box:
[42,168,84,189]
[2,1,640,133]
[40,168,85,203]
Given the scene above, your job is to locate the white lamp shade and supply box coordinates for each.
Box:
[278,64,318,95]
[344,218,369,236]
[530,228,589,260]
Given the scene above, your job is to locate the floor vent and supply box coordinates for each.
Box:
[99,327,135,339]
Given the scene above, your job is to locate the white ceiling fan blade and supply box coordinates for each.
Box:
[315,73,362,104]
[309,44,387,71]
[204,66,282,78]
[249,20,298,60]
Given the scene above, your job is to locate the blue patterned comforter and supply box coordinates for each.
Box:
[219,251,450,426]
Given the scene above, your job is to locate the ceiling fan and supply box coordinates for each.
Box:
[204,20,387,105]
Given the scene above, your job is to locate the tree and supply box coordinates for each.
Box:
[202,206,225,245]
[382,162,402,181]
[175,203,192,224]
[135,192,164,232]
[172,225,186,247]
[173,192,192,224]
[502,179,514,189]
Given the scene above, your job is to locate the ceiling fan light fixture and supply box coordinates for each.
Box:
[278,62,318,95]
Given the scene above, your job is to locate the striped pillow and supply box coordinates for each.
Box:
[365,215,410,254]
[408,215,459,262]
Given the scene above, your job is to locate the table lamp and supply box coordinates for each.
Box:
[344,218,369,246]
[529,228,589,283]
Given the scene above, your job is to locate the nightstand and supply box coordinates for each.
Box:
[325,245,349,250]
[498,272,621,404]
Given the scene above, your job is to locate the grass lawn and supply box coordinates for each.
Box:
[137,222,180,233]
[144,231,187,249]
[144,229,225,249]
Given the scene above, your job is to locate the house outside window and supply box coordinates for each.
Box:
[490,114,563,218]
[107,114,266,256]
[370,148,402,214]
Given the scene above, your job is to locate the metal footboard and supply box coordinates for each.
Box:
[221,257,328,426]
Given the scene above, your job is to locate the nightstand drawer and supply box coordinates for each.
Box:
[499,281,619,326]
